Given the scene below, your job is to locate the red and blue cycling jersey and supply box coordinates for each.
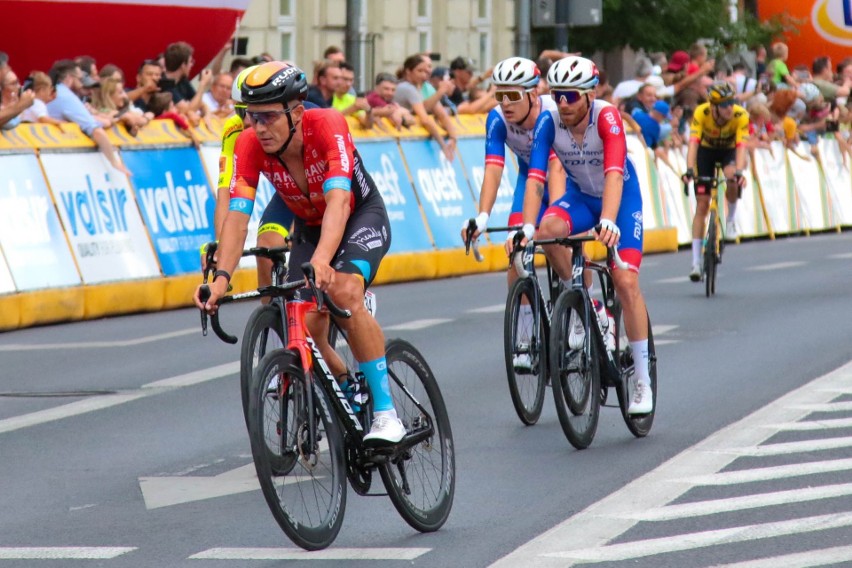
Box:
[484,95,558,224]
[230,109,377,226]
[529,99,645,271]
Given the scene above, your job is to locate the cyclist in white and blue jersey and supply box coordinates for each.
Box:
[462,57,566,370]
[520,56,653,414]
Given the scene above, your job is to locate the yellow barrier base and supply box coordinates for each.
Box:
[17,288,85,328]
[83,279,166,319]
[374,251,439,284]
[0,294,21,331]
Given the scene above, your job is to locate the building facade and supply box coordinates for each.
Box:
[236,0,516,90]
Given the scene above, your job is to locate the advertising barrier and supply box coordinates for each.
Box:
[40,153,161,283]
[122,147,216,275]
[0,153,81,291]
[819,137,852,226]
[788,143,830,232]
[455,138,517,228]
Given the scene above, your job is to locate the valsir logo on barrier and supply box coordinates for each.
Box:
[59,173,129,236]
[136,170,210,233]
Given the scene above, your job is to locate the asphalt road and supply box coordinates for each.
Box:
[1,231,851,567]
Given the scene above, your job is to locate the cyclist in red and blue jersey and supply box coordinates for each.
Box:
[520,56,653,414]
[462,57,565,370]
[194,61,404,444]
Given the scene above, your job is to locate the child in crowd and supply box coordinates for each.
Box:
[19,72,65,126]
[147,91,189,130]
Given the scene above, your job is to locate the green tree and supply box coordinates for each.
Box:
[566,0,792,55]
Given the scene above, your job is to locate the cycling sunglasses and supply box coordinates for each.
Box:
[550,89,590,105]
[493,88,532,104]
[715,100,735,108]
[245,108,292,126]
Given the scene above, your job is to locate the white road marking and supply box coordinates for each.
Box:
[0,362,238,435]
[0,328,198,351]
[542,512,852,562]
[656,276,697,284]
[715,435,852,456]
[384,318,453,331]
[653,324,678,335]
[788,401,852,412]
[708,544,852,567]
[489,359,852,568]
[612,482,852,521]
[828,252,852,259]
[189,547,431,560]
[761,416,852,430]
[677,457,852,486]
[0,548,135,559]
[467,303,506,314]
[748,261,806,271]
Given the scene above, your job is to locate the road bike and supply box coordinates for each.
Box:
[687,167,731,297]
[199,263,455,550]
[464,221,561,425]
[523,233,657,450]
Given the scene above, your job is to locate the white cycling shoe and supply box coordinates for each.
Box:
[568,311,586,350]
[689,263,701,282]
[628,381,653,415]
[725,221,738,241]
[363,410,406,445]
[513,351,533,372]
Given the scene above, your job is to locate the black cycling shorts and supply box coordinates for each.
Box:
[286,193,391,288]
[695,146,736,196]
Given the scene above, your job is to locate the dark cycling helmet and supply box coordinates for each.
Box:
[708,81,735,105]
[241,61,308,105]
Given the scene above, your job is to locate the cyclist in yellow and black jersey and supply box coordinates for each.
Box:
[209,64,296,293]
[682,81,749,281]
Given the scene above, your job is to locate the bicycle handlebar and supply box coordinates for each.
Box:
[511,224,629,279]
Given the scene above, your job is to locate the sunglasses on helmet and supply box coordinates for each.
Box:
[550,89,590,105]
[493,88,532,104]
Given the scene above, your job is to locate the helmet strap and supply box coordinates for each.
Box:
[273,103,299,158]
[514,92,534,126]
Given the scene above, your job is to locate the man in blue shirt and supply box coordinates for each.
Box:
[632,100,671,150]
[47,59,131,177]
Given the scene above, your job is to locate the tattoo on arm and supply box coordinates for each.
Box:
[535,182,544,199]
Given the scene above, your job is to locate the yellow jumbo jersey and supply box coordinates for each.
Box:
[689,102,750,149]
[217,114,245,189]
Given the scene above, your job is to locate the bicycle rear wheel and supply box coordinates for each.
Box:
[248,350,346,551]
[704,211,718,297]
[549,291,600,450]
[380,339,455,533]
[503,277,547,425]
[614,310,657,437]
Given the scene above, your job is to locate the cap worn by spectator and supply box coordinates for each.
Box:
[653,100,672,120]
[450,57,475,73]
[80,72,99,88]
[431,66,450,80]
[667,51,690,73]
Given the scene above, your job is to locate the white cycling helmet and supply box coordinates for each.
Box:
[231,64,259,104]
[491,57,541,88]
[547,56,599,90]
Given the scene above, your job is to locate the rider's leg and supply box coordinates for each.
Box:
[722,162,739,237]
[691,193,710,268]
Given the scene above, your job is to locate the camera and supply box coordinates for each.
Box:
[19,76,33,95]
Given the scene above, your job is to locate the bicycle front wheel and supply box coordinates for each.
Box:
[380,339,455,533]
[704,211,718,297]
[549,291,600,450]
[240,304,286,426]
[248,350,346,551]
[503,277,547,425]
[614,310,657,438]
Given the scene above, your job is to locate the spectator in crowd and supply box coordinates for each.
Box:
[127,59,162,113]
[416,54,455,114]
[746,101,774,149]
[731,63,758,101]
[755,45,768,78]
[332,61,372,128]
[147,91,189,130]
[75,55,98,79]
[19,72,65,126]
[812,56,852,105]
[625,82,657,115]
[0,51,10,85]
[202,72,234,117]
[46,59,131,176]
[446,56,497,114]
[91,76,152,135]
[76,71,99,103]
[98,64,124,83]
[768,89,800,149]
[429,66,459,115]
[798,82,831,144]
[365,72,415,129]
[394,53,458,161]
[306,59,341,108]
[632,100,672,158]
[0,68,35,129]
[612,55,653,107]
[767,42,798,90]
[323,45,346,64]
[159,41,212,115]
[229,57,253,77]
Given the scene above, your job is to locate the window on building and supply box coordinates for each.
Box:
[418,0,429,18]
[477,0,489,20]
[479,31,490,70]
[280,32,292,61]
[279,0,291,16]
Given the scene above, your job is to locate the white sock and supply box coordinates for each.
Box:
[727,201,737,223]
[374,408,398,420]
[692,239,702,265]
[519,304,533,335]
[631,339,650,385]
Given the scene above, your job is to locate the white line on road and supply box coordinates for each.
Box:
[656,276,697,284]
[489,359,852,568]
[0,548,135,559]
[0,362,239,435]
[0,328,198,351]
[385,318,453,330]
[716,435,852,456]
[761,416,852,430]
[676,457,852,486]
[828,252,852,259]
[466,304,506,314]
[189,547,431,560]
[708,544,852,567]
[610,482,852,521]
[543,512,852,562]
[748,261,806,271]
[787,401,852,412]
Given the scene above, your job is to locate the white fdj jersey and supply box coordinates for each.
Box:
[485,95,558,172]
[528,99,638,198]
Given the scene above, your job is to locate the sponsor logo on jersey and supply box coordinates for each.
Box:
[334,134,350,173]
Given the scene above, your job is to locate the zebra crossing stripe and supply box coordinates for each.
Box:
[0,548,135,559]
